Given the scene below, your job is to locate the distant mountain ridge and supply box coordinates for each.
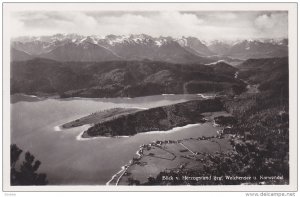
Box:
[39,42,120,62]
[10,48,32,61]
[11,34,288,63]
[224,40,288,59]
[11,58,245,98]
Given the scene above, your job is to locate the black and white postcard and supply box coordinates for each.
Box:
[2,2,298,192]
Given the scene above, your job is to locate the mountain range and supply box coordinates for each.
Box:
[11,34,288,64]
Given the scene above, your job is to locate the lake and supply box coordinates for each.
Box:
[11,94,224,185]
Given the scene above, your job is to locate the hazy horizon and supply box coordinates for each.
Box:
[11,33,288,44]
[11,11,288,42]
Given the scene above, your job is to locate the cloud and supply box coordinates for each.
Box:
[84,11,205,37]
[10,15,24,35]
[211,12,238,20]
[11,12,99,36]
[255,13,287,30]
[10,11,288,41]
[254,13,288,38]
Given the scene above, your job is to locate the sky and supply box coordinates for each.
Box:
[10,11,288,41]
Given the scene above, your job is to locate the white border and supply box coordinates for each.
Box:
[2,2,298,192]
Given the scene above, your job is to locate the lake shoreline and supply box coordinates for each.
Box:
[107,119,232,186]
[12,93,233,185]
[82,98,224,138]
[11,93,215,104]
[105,111,232,185]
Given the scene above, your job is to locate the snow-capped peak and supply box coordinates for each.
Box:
[155,40,162,47]
[78,36,98,44]
[205,60,226,65]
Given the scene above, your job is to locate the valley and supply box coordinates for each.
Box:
[9,33,289,186]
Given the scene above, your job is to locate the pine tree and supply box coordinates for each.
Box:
[10,144,48,185]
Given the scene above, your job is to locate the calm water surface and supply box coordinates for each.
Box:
[11,94,223,185]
